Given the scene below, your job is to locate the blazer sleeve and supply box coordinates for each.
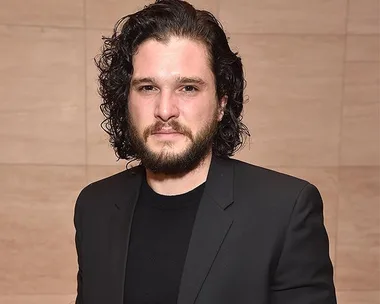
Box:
[270,183,337,304]
[74,187,86,304]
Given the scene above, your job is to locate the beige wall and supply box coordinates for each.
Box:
[0,0,379,303]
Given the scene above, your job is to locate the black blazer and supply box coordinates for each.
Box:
[74,156,336,304]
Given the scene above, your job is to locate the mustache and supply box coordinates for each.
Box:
[143,120,193,141]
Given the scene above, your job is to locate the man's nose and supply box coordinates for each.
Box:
[154,91,180,122]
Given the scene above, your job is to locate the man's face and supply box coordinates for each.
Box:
[127,36,226,175]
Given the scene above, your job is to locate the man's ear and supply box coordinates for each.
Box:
[218,95,228,121]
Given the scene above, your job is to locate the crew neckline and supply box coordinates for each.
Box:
[140,177,206,210]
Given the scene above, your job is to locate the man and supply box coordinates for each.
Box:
[74,0,337,303]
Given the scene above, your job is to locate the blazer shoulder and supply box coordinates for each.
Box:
[75,165,142,211]
[231,158,309,190]
[229,158,317,213]
[229,158,321,230]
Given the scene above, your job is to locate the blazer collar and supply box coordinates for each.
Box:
[107,155,235,304]
[202,155,234,209]
[178,156,234,304]
[106,165,143,304]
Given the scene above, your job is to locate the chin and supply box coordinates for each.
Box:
[151,146,189,159]
[148,140,189,153]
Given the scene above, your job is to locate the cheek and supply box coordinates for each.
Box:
[185,101,217,124]
[128,97,153,127]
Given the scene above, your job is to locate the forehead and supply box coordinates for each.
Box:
[132,37,214,82]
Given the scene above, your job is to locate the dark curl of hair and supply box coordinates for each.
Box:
[95,0,250,161]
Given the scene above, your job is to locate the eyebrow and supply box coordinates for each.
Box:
[131,77,156,87]
[130,76,207,87]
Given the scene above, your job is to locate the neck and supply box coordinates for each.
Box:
[145,152,213,195]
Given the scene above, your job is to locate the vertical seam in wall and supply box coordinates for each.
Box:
[335,0,350,281]
[378,2,380,170]
[83,0,89,183]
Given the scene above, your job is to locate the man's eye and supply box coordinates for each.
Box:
[139,85,155,91]
[182,85,198,92]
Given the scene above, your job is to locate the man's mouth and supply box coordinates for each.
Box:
[152,128,182,135]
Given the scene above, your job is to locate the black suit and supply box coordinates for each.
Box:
[74,156,336,304]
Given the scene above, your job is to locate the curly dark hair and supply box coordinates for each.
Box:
[95,0,250,161]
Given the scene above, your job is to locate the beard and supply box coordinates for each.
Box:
[127,109,219,175]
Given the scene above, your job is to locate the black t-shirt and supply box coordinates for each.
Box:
[123,177,205,304]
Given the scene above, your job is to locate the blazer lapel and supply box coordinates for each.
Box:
[106,165,144,304]
[177,156,234,304]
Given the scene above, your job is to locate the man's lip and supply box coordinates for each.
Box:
[152,130,182,134]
